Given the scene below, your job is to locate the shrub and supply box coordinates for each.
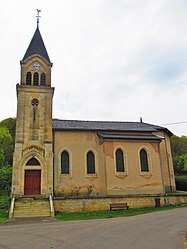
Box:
[0,165,12,193]
[175,175,187,191]
[0,193,9,210]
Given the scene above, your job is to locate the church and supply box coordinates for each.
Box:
[10,19,176,216]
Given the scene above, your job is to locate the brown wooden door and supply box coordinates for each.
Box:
[24,170,41,195]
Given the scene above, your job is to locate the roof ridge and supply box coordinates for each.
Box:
[53,119,145,124]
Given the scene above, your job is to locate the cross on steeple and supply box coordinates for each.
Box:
[36,9,41,28]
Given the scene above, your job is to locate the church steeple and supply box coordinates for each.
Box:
[22,27,51,64]
[20,16,52,87]
[12,13,55,197]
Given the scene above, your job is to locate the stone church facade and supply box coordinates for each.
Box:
[11,25,176,206]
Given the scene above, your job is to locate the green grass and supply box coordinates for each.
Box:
[55,204,187,221]
[0,210,8,224]
[166,190,187,195]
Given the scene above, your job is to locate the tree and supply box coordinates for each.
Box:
[171,135,187,157]
[0,127,14,166]
[0,165,12,193]
[173,154,187,175]
[171,135,187,176]
[0,148,4,167]
[0,118,15,193]
[0,118,16,142]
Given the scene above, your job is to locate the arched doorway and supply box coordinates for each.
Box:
[24,158,41,195]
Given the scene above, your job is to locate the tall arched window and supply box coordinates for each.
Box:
[140,149,149,172]
[26,72,32,85]
[61,151,69,174]
[40,73,46,86]
[33,72,39,85]
[116,149,125,172]
[87,151,95,174]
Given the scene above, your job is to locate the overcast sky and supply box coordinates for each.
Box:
[0,0,187,136]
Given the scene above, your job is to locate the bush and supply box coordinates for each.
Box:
[0,192,9,210]
[173,154,187,175]
[175,175,187,191]
[0,165,12,193]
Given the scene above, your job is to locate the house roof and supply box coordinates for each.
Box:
[52,119,172,135]
[22,27,51,63]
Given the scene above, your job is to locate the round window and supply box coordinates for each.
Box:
[31,99,39,107]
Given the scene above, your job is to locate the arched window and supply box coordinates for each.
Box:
[26,72,32,85]
[26,158,40,166]
[140,149,149,172]
[87,151,95,174]
[40,73,46,86]
[116,149,125,172]
[33,72,39,85]
[61,151,69,174]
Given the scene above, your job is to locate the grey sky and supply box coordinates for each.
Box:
[0,0,187,136]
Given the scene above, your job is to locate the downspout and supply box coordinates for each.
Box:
[98,133,107,196]
[52,128,55,196]
[103,142,108,197]
[158,142,167,205]
[164,134,172,192]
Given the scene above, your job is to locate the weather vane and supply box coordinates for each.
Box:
[36,9,41,27]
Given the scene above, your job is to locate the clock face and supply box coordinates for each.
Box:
[32,62,40,70]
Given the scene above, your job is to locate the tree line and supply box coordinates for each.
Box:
[0,118,186,193]
[0,118,15,193]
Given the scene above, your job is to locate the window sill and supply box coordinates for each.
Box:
[85,173,98,180]
[60,174,72,178]
[140,172,153,179]
[115,172,128,179]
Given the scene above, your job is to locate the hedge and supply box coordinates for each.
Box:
[175,175,187,191]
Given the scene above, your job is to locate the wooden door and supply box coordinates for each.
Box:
[24,170,41,195]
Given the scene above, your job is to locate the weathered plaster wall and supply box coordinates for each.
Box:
[54,130,171,196]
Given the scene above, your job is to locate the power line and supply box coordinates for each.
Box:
[161,121,187,126]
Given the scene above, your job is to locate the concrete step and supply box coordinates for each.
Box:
[13,197,52,218]
[15,203,50,208]
[14,213,51,218]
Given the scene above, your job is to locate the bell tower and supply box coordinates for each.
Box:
[12,15,55,196]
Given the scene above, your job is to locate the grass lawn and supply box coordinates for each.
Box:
[55,204,187,221]
[0,210,8,224]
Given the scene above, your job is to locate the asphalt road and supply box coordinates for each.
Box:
[0,208,187,249]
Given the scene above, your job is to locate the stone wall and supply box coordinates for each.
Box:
[54,194,187,213]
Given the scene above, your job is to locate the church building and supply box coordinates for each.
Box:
[11,20,176,216]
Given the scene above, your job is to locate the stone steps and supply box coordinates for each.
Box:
[13,197,52,218]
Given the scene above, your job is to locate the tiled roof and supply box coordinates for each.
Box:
[22,27,51,63]
[52,119,171,135]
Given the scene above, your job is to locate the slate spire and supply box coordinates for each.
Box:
[22,27,51,63]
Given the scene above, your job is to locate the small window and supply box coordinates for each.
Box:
[61,151,69,174]
[26,72,32,85]
[116,149,125,172]
[87,151,95,174]
[31,99,39,107]
[40,73,46,86]
[33,72,39,85]
[140,149,149,172]
[26,158,40,165]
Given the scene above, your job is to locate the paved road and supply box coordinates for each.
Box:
[0,208,187,249]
